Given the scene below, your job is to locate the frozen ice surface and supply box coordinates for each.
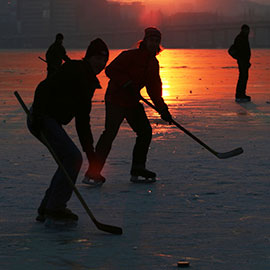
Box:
[0,49,269,270]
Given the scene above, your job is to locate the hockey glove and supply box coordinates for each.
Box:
[160,107,173,124]
[85,149,96,177]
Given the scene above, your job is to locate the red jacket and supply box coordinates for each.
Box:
[105,48,167,110]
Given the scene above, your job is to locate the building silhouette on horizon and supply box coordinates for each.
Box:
[0,0,269,48]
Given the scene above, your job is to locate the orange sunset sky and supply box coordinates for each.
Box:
[109,0,270,15]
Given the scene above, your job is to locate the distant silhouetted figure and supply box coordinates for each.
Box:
[45,33,71,78]
[82,27,172,187]
[233,24,251,102]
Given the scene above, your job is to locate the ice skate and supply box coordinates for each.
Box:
[35,206,46,222]
[36,211,46,222]
[82,172,106,188]
[45,218,78,228]
[235,95,251,103]
[130,168,156,183]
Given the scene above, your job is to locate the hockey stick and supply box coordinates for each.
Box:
[140,96,243,159]
[14,91,122,235]
[38,56,47,63]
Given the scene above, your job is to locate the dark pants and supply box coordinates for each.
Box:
[236,60,250,98]
[27,114,82,211]
[94,102,152,173]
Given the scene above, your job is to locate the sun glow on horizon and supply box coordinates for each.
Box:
[109,0,195,16]
[160,77,171,98]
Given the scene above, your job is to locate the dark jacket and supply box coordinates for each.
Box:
[32,60,101,153]
[105,48,167,110]
[234,33,251,63]
[46,42,70,68]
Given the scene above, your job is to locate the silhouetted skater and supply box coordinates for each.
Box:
[232,24,252,102]
[45,33,71,78]
[28,38,109,223]
[83,27,172,186]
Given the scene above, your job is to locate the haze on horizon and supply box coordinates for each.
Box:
[109,0,270,15]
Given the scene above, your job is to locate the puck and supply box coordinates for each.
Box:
[177,261,190,267]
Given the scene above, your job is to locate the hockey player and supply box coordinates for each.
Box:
[83,27,172,186]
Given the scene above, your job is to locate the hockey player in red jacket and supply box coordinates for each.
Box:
[83,27,172,186]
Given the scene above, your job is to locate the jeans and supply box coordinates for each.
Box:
[236,60,250,97]
[94,102,152,173]
[27,113,82,211]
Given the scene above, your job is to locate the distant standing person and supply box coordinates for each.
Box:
[233,24,251,102]
[28,38,109,223]
[83,27,172,186]
[45,33,71,78]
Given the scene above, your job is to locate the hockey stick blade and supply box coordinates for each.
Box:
[140,96,244,160]
[96,222,123,235]
[215,147,243,159]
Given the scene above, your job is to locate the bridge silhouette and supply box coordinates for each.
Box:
[73,20,270,49]
[161,21,270,48]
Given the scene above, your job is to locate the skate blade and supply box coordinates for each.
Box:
[44,218,78,229]
[130,176,156,183]
[82,177,104,188]
[36,214,46,223]
[235,99,251,103]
